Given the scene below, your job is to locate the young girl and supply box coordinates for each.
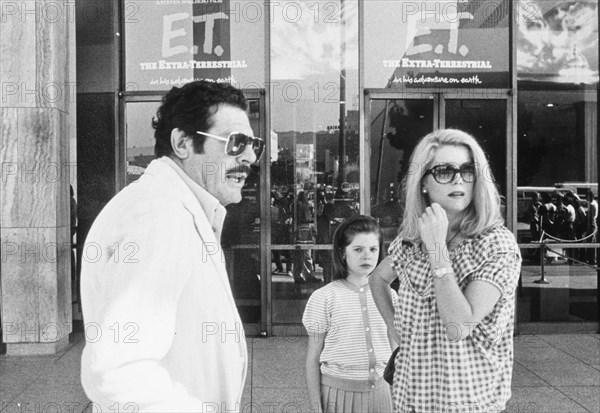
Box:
[303,215,396,413]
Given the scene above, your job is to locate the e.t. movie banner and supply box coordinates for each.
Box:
[364,0,510,88]
[124,0,264,91]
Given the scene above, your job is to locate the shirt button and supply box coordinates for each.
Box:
[362,306,367,311]
[371,385,375,389]
[370,368,375,373]
[365,327,370,332]
[368,348,373,353]
[359,288,364,292]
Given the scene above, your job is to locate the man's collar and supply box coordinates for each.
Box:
[158,156,227,239]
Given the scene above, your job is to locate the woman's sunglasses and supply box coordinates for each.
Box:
[424,163,476,184]
[196,131,265,163]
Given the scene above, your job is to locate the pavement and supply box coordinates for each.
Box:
[0,331,598,413]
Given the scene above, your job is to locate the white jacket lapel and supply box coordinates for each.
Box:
[144,160,232,290]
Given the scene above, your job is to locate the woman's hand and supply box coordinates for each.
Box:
[418,203,449,258]
[369,257,397,334]
[306,333,326,413]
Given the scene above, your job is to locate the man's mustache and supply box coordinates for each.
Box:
[224,165,252,176]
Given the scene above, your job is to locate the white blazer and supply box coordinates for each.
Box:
[80,158,247,412]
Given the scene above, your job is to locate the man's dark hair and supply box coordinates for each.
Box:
[152,81,247,157]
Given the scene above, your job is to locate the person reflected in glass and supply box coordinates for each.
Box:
[556,193,575,263]
[304,216,396,413]
[586,189,598,265]
[270,194,285,273]
[571,194,587,262]
[528,192,542,242]
[554,193,571,239]
[538,191,557,237]
[294,191,319,283]
[316,192,336,284]
[370,129,522,413]
[70,185,78,303]
[333,187,355,219]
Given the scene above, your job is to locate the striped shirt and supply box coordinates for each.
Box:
[388,225,521,413]
[302,280,396,383]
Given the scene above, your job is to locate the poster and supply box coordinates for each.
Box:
[517,1,598,84]
[364,0,510,88]
[125,0,265,91]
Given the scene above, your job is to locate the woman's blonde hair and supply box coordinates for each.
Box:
[399,128,504,241]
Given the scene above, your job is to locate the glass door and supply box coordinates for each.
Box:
[441,91,510,223]
[516,89,598,329]
[123,91,266,334]
[269,122,361,333]
[366,92,510,244]
[220,91,265,333]
[123,99,162,187]
[267,0,360,335]
[366,93,438,247]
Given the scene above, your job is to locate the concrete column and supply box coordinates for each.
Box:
[1,0,75,355]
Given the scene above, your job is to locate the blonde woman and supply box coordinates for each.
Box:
[370,129,521,413]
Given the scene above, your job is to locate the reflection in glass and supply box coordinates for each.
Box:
[517,90,596,244]
[369,99,434,245]
[517,252,598,322]
[270,0,359,324]
[445,99,507,199]
[271,247,324,324]
[221,98,262,324]
[518,91,589,186]
[125,102,160,185]
[516,0,599,85]
[517,89,598,324]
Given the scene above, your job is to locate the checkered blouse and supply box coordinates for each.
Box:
[388,225,521,413]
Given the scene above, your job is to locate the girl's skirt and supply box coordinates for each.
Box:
[320,374,393,413]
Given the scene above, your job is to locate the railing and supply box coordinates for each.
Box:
[519,230,599,284]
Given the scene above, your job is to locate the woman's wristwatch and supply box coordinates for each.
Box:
[432,266,454,279]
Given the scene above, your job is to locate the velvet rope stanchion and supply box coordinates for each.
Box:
[544,230,598,244]
[533,242,550,284]
[532,230,600,285]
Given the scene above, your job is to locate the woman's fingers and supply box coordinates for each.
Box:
[430,203,448,220]
[419,203,449,247]
[422,204,445,223]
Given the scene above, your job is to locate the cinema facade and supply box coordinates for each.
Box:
[1,0,599,354]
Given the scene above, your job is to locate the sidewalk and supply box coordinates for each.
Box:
[1,333,598,412]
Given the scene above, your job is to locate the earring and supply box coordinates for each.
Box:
[422,188,428,194]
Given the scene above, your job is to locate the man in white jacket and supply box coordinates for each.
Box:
[80,81,265,412]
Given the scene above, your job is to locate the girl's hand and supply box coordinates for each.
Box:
[418,203,449,256]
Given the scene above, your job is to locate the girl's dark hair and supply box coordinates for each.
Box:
[332,215,384,280]
[152,80,247,157]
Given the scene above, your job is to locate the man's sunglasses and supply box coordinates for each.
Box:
[424,163,476,184]
[195,131,265,163]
